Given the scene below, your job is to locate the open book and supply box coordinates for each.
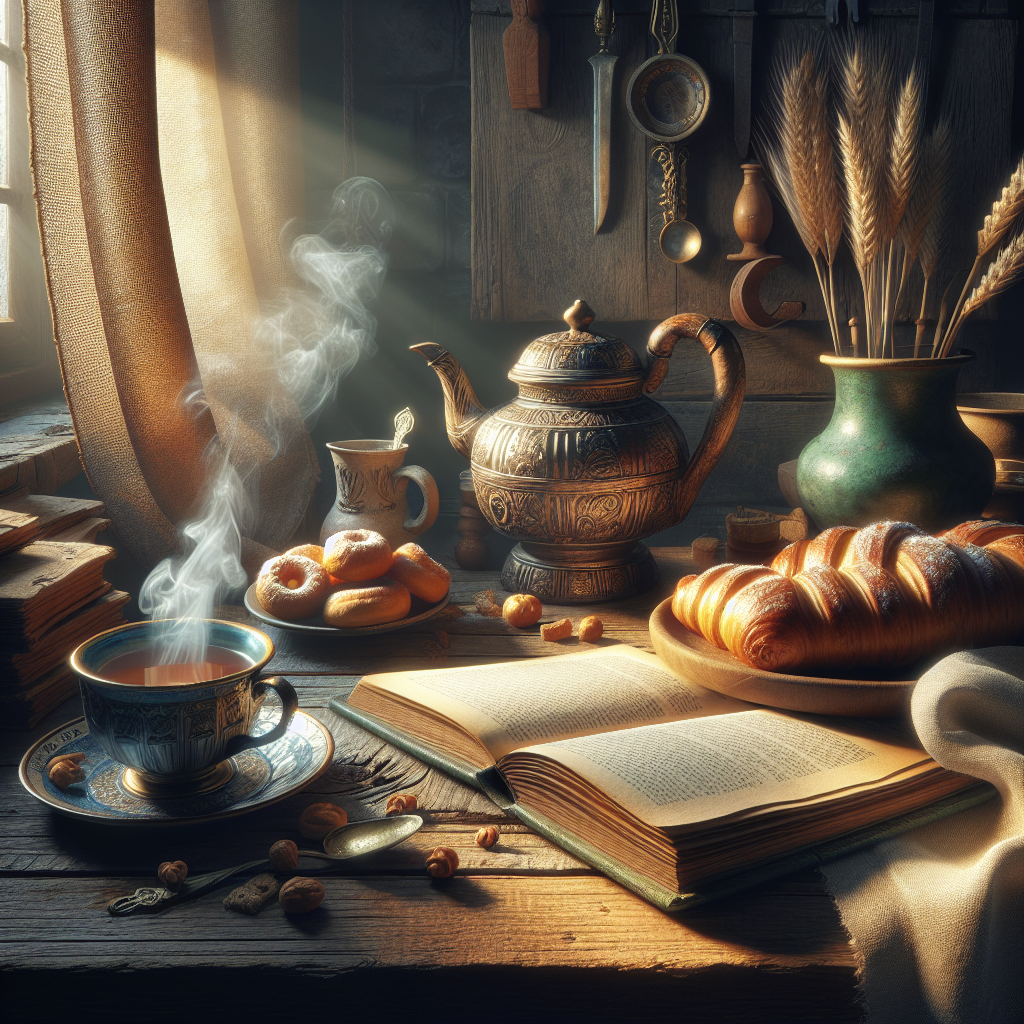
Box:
[330,648,991,910]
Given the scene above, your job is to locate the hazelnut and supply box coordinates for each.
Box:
[385,792,418,816]
[47,758,86,791]
[502,593,543,628]
[577,615,604,643]
[279,876,325,914]
[540,618,572,642]
[475,826,500,849]
[269,839,299,871]
[472,590,502,617]
[298,802,348,840]
[157,860,188,891]
[46,751,86,772]
[426,846,459,879]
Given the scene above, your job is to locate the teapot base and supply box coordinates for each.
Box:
[501,543,659,604]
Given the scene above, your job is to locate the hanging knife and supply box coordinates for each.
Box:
[589,0,617,233]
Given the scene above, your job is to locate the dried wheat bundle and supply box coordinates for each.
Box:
[760,38,1022,361]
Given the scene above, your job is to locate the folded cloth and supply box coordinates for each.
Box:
[822,647,1024,1024]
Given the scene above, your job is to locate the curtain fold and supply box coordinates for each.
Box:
[23,0,318,566]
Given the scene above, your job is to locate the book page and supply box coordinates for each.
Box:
[515,710,931,828]
[354,648,756,761]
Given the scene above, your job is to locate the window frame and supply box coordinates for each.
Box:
[0,0,60,409]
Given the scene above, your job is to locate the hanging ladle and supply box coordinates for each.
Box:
[626,0,710,263]
[108,815,424,915]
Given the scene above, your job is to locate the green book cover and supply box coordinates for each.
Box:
[329,696,994,913]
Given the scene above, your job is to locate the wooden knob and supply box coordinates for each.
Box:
[727,164,774,262]
[564,299,596,331]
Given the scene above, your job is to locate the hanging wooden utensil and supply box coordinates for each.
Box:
[504,0,550,110]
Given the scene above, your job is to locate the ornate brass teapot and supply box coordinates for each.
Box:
[414,301,745,602]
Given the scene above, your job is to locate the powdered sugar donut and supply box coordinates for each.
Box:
[256,554,330,620]
[323,530,393,581]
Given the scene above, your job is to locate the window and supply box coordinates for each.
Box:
[0,0,58,406]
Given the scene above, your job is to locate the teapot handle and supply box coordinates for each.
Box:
[644,314,745,513]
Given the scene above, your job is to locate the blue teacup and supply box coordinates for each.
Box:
[71,620,297,797]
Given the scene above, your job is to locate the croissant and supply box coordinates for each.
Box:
[671,520,1024,674]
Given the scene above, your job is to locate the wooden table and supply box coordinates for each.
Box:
[1,547,862,1023]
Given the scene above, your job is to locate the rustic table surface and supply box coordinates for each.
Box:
[1,546,862,1023]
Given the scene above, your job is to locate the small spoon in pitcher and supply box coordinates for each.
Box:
[108,815,424,915]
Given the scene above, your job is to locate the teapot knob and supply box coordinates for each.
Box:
[563,299,596,332]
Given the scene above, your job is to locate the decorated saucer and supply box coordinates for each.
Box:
[19,707,334,825]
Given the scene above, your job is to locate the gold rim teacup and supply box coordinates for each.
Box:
[71,619,297,798]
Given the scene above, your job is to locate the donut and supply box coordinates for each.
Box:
[256,554,329,620]
[323,579,411,627]
[286,543,325,564]
[386,543,451,603]
[285,543,343,584]
[323,530,394,582]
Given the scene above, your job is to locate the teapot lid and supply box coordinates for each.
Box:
[509,301,645,389]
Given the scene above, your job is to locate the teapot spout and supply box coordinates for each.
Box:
[411,343,488,459]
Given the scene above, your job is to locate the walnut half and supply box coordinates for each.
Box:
[279,876,325,914]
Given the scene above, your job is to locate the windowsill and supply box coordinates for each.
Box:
[0,393,82,495]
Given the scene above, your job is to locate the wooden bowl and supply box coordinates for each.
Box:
[648,598,915,717]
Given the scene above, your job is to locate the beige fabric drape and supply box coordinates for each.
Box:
[23,0,318,567]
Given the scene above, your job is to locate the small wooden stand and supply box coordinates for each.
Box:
[726,163,805,331]
[455,471,491,570]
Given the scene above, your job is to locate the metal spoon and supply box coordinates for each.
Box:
[108,814,424,915]
[654,144,702,264]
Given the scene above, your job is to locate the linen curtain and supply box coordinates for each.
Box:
[22,0,318,568]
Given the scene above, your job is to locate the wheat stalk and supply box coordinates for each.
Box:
[939,152,1024,355]
[977,153,1024,259]
[910,122,951,277]
[887,68,922,238]
[760,45,842,352]
[839,41,892,355]
[940,230,1024,356]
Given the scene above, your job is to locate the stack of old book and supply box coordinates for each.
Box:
[0,494,128,728]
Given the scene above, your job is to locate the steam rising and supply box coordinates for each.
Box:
[139,178,392,667]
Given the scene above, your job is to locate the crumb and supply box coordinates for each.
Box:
[540,618,572,642]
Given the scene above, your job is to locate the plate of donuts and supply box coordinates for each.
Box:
[244,585,450,636]
[245,531,452,636]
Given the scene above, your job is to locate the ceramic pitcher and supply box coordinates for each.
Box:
[320,441,439,550]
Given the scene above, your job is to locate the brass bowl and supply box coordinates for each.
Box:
[626,53,710,142]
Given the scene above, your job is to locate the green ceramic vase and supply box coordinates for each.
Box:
[797,355,995,532]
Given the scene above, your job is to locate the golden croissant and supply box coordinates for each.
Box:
[671,520,1024,674]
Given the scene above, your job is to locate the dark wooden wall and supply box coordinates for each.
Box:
[465,0,1022,539]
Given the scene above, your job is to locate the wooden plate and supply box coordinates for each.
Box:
[244,584,450,636]
[648,598,915,717]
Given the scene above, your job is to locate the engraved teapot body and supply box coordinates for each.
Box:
[414,301,745,602]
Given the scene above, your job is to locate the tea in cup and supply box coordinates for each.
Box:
[70,620,297,797]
